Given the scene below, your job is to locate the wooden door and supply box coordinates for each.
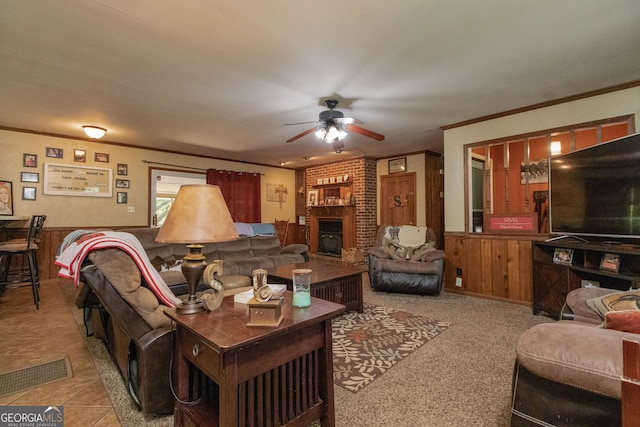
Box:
[380,173,416,226]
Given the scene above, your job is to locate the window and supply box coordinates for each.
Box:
[465,116,633,234]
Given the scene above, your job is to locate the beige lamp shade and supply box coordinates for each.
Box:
[155,184,239,243]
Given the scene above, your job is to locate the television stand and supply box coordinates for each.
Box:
[532,240,640,318]
[545,234,588,243]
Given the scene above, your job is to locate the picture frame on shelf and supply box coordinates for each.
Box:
[22,186,36,201]
[325,196,336,206]
[600,253,620,273]
[23,153,37,168]
[552,248,574,265]
[322,177,329,184]
[20,172,39,183]
[307,190,318,206]
[0,181,14,215]
[388,157,406,174]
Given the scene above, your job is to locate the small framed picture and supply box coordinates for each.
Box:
[22,187,36,201]
[329,177,336,184]
[389,157,407,174]
[307,190,318,206]
[322,177,329,184]
[117,192,128,204]
[316,178,323,185]
[0,181,14,215]
[600,253,620,273]
[46,147,64,158]
[117,163,128,176]
[298,215,306,225]
[74,149,86,162]
[23,153,37,168]
[325,196,335,206]
[95,152,110,163]
[116,179,130,188]
[20,172,39,183]
[553,248,574,265]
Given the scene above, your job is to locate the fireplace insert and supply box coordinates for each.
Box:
[318,219,343,257]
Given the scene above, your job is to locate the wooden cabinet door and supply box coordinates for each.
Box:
[380,172,416,226]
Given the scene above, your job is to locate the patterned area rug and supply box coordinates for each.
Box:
[332,303,451,392]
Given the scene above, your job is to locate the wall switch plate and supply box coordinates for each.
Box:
[127,206,135,213]
[456,268,462,276]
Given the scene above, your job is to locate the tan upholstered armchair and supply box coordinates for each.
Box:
[367,225,445,295]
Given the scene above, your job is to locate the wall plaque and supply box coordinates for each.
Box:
[44,163,113,197]
[486,213,536,233]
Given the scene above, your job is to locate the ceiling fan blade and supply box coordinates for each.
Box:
[286,127,317,143]
[284,121,319,126]
[333,117,363,125]
[346,124,385,141]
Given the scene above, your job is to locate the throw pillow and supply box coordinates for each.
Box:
[383,240,407,261]
[587,290,640,319]
[604,310,640,334]
[408,242,436,261]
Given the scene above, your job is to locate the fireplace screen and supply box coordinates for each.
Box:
[318,219,343,256]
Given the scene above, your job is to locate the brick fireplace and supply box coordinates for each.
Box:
[305,158,377,264]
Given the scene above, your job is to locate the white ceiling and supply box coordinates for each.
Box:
[1,0,640,168]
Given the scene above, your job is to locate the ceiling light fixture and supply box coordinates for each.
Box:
[315,123,347,143]
[83,125,107,139]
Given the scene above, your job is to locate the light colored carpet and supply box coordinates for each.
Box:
[62,276,552,427]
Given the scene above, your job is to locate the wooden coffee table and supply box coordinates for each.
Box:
[266,261,364,313]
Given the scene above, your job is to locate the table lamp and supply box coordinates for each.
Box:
[155,184,238,314]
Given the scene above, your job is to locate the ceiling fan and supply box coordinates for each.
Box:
[285,99,385,148]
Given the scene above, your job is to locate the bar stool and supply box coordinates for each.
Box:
[0,215,47,308]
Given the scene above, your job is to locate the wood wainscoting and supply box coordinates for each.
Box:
[444,232,546,306]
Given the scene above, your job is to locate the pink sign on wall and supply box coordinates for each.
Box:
[487,214,536,233]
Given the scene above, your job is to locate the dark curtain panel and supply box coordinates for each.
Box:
[206,169,261,223]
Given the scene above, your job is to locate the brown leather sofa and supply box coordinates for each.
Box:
[74,227,308,415]
[368,225,445,295]
[510,287,640,426]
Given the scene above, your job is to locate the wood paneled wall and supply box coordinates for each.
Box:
[444,232,543,305]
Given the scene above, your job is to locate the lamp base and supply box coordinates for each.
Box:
[176,299,204,315]
[177,244,207,315]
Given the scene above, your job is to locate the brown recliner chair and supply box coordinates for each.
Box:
[368,225,445,295]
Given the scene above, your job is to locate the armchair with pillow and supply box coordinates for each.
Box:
[368,225,445,295]
[510,286,640,426]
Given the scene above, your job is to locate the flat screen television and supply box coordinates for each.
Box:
[549,131,640,241]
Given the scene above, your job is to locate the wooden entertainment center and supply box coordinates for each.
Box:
[532,239,640,318]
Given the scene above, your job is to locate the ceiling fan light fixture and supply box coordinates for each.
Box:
[83,125,107,139]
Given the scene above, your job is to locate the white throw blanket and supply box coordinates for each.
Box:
[384,225,428,247]
[56,231,181,307]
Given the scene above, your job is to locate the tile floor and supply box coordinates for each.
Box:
[0,279,121,426]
